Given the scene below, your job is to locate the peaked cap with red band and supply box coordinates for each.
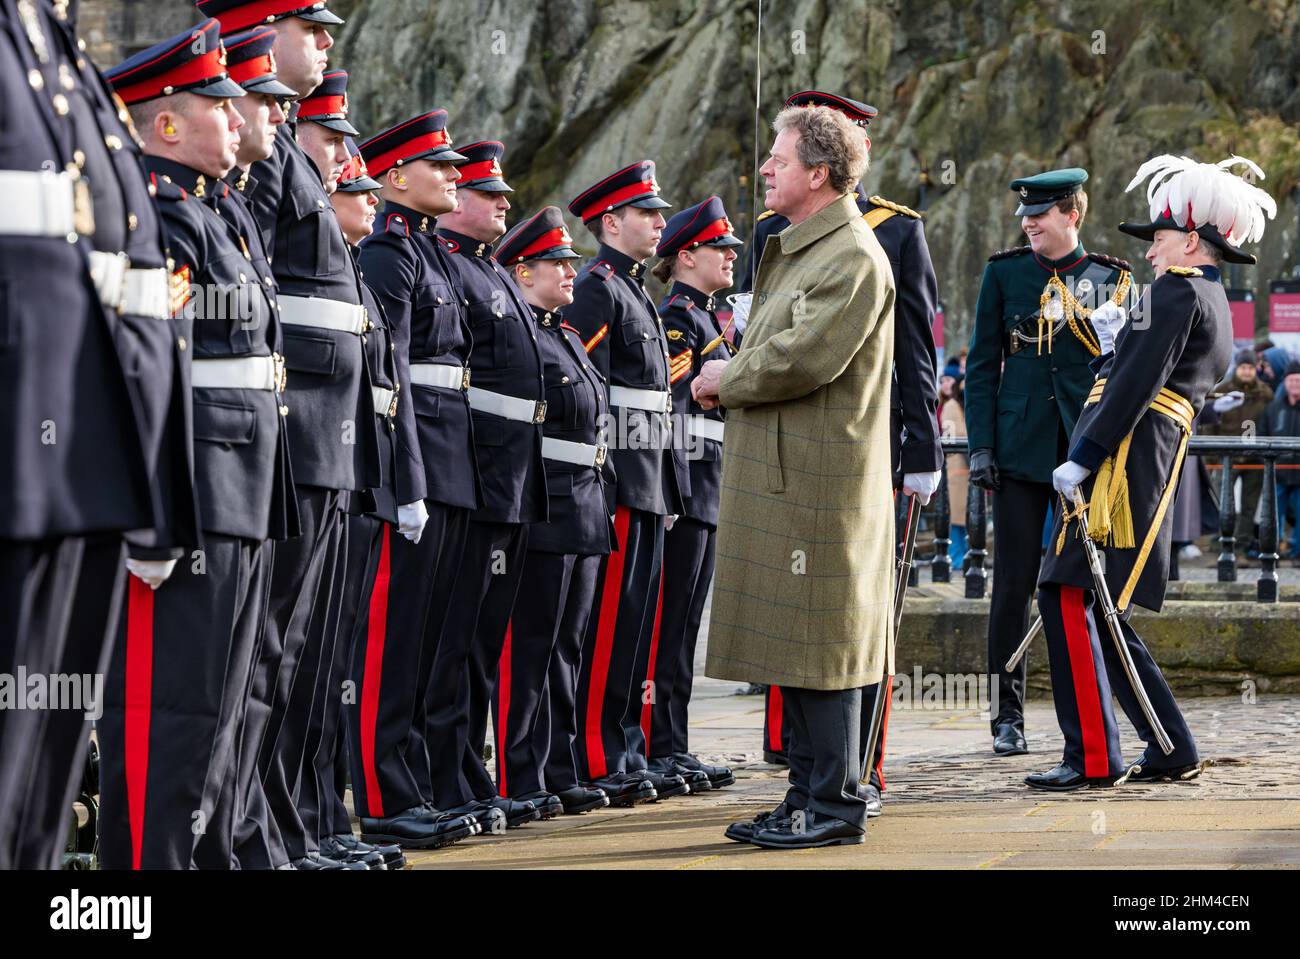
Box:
[656,195,742,258]
[105,18,245,105]
[568,160,671,224]
[196,0,343,36]
[295,69,357,135]
[455,141,512,193]
[495,206,581,267]
[222,25,297,97]
[359,110,467,177]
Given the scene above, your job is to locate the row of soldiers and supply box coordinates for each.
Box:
[1,0,786,870]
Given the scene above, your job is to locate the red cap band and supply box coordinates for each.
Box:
[111,46,228,104]
[514,227,572,263]
[580,180,657,222]
[297,94,346,118]
[364,129,450,176]
[227,53,274,85]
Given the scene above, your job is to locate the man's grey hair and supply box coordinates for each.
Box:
[1195,235,1223,265]
[773,104,868,195]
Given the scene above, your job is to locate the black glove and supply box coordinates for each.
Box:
[969,448,1000,491]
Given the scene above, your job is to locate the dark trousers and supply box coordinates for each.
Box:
[646,517,715,759]
[764,682,888,790]
[492,551,602,796]
[988,476,1054,730]
[1038,583,1198,778]
[236,486,339,867]
[0,536,120,869]
[576,506,663,779]
[781,686,867,829]
[347,503,468,817]
[425,520,527,807]
[99,536,268,869]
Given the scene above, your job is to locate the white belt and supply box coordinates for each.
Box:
[409,363,470,391]
[279,294,368,335]
[467,386,547,424]
[191,354,285,391]
[686,415,725,444]
[542,436,607,468]
[0,169,75,237]
[372,385,397,418]
[610,385,672,414]
[89,252,169,319]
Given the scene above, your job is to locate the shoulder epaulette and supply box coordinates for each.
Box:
[438,235,458,253]
[149,172,186,202]
[988,245,1031,261]
[664,293,689,311]
[1087,251,1133,273]
[756,209,777,222]
[869,195,922,219]
[559,321,581,335]
[1166,265,1204,278]
[587,260,615,281]
[385,213,409,236]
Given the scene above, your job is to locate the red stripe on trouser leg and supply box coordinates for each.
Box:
[584,506,631,779]
[496,622,512,797]
[874,675,893,790]
[767,685,784,751]
[359,525,392,818]
[1060,586,1109,778]
[638,563,666,751]
[123,576,155,871]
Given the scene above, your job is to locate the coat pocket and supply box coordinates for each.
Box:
[193,399,256,447]
[765,408,785,493]
[283,185,342,278]
[283,330,337,379]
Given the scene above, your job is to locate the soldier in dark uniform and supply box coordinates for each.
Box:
[427,140,547,828]
[1032,155,1274,790]
[353,112,485,846]
[644,196,740,791]
[747,92,941,817]
[490,206,613,816]
[201,0,377,871]
[0,0,197,869]
[97,19,295,870]
[565,161,688,804]
[965,167,1135,757]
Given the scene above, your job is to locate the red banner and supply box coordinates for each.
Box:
[1270,291,1300,333]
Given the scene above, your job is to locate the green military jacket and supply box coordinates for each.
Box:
[965,242,1133,483]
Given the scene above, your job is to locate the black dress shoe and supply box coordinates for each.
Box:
[631,767,690,799]
[992,722,1028,756]
[856,782,883,818]
[472,797,540,829]
[555,785,609,814]
[329,832,406,870]
[292,854,347,870]
[763,749,789,767]
[589,773,657,807]
[724,803,794,844]
[1024,762,1113,791]
[514,791,563,820]
[674,752,735,789]
[1116,758,1203,784]
[649,756,709,792]
[317,834,387,869]
[359,805,479,849]
[750,811,865,849]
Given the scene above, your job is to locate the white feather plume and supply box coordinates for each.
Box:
[1124,154,1277,247]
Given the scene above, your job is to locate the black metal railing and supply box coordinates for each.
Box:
[932,436,1300,603]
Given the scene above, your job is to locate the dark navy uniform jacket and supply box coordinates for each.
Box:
[565,244,683,517]
[659,282,732,528]
[246,121,374,494]
[358,204,478,511]
[0,0,195,545]
[1041,266,1233,613]
[527,304,614,556]
[146,157,295,544]
[741,183,942,481]
[436,227,547,526]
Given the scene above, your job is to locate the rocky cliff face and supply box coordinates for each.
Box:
[85,0,1300,342]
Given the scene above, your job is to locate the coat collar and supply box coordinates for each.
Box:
[1032,242,1087,272]
[596,243,649,282]
[437,226,494,257]
[530,302,562,329]
[779,192,859,256]
[144,156,211,198]
[384,200,438,234]
[670,281,716,313]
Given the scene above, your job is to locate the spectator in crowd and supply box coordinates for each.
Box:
[1260,360,1300,565]
[939,371,968,568]
[1259,345,1291,393]
[1202,348,1274,561]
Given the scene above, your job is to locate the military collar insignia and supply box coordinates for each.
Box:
[419,215,430,233]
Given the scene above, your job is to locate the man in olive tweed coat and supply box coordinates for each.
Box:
[693,105,896,848]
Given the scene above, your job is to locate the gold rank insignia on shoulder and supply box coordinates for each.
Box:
[868,195,922,219]
[1167,266,1204,277]
[756,209,777,222]
[666,329,685,340]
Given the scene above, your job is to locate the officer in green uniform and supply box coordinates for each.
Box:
[965,168,1135,755]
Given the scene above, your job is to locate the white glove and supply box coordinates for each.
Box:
[1052,461,1092,502]
[902,470,942,506]
[1090,301,1128,355]
[397,500,429,544]
[1213,391,1245,414]
[664,514,679,531]
[727,293,752,333]
[125,557,177,590]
